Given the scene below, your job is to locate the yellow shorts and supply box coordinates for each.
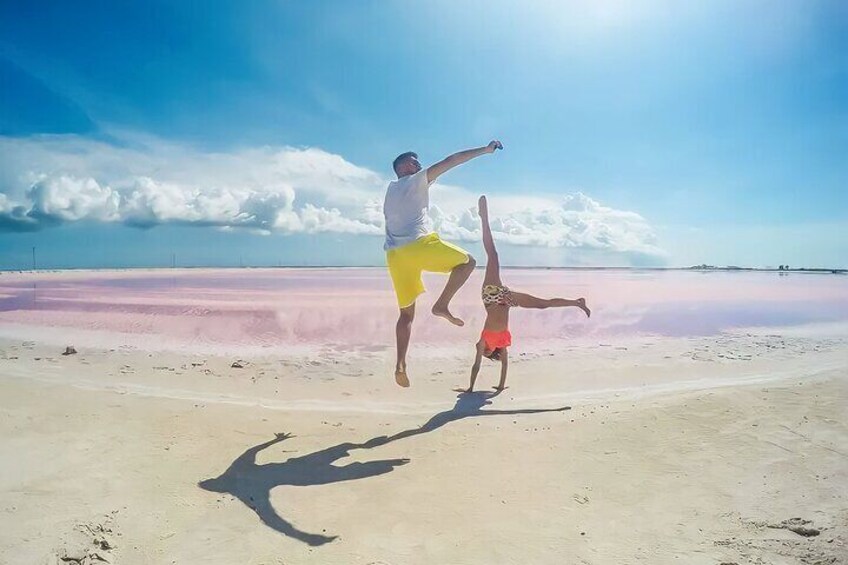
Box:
[386,233,471,308]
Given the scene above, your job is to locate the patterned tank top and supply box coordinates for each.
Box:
[482,284,515,307]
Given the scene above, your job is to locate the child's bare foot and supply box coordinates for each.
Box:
[395,366,410,387]
[431,304,464,326]
[577,298,591,318]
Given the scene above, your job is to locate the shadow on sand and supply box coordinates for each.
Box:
[199,391,570,545]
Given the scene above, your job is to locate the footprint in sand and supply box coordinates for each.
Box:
[53,514,119,565]
[770,517,821,537]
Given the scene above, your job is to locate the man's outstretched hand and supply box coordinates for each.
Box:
[427,140,503,183]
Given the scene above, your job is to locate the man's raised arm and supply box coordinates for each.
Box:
[426,140,502,184]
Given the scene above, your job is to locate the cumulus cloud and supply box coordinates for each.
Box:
[27,175,120,224]
[0,134,383,235]
[0,133,665,260]
[425,188,663,259]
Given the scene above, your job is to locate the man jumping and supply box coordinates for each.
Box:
[383,140,503,387]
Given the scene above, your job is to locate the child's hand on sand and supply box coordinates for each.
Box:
[395,367,410,388]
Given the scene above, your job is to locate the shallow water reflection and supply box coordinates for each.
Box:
[0,269,845,351]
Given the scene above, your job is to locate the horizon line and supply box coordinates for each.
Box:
[1,265,845,275]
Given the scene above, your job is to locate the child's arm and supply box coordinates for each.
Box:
[495,349,509,390]
[467,341,484,392]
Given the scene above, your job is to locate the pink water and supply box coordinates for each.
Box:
[0,269,846,352]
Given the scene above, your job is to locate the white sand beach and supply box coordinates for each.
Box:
[0,269,846,564]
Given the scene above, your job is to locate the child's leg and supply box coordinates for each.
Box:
[479,195,502,287]
[511,292,591,317]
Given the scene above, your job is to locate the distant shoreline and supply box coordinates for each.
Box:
[1,265,845,275]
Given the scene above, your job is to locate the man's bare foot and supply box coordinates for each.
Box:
[395,367,410,388]
[432,304,464,326]
[577,298,591,318]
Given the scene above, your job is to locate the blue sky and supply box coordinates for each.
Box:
[1,0,846,269]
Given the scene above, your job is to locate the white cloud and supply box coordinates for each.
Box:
[0,133,665,261]
[27,175,119,223]
[432,192,662,256]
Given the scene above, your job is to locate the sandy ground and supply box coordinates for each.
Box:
[1,326,847,564]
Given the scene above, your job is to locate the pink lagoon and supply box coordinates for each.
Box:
[1,268,846,354]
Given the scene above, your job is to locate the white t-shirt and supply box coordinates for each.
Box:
[383,169,433,250]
